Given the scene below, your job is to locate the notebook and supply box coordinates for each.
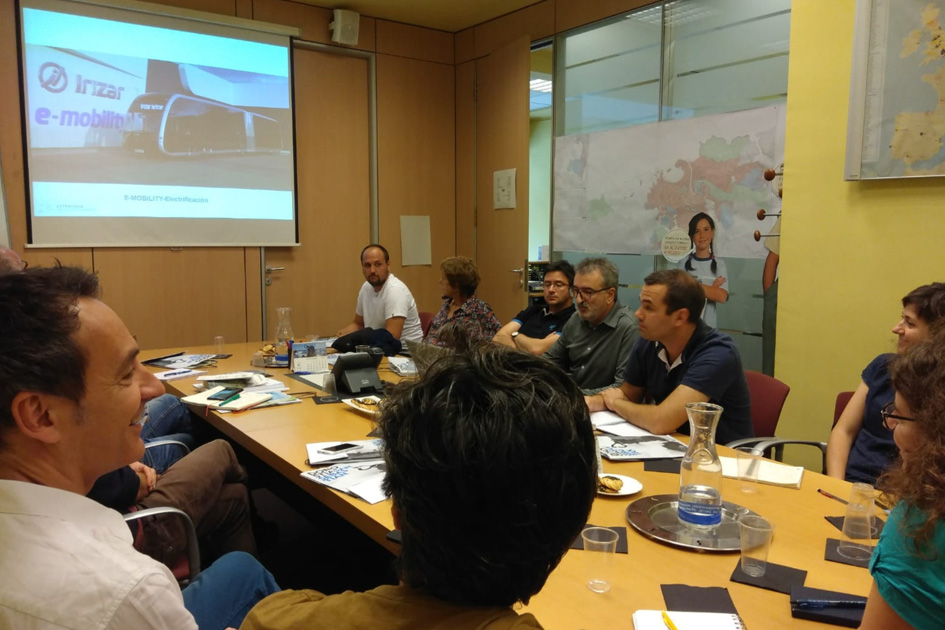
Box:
[632,610,746,630]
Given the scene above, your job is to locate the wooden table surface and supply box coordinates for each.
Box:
[145,342,873,629]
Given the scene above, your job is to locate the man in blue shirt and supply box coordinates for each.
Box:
[587,269,753,444]
[494,260,576,356]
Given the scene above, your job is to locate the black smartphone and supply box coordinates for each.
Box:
[318,442,361,454]
[208,387,243,401]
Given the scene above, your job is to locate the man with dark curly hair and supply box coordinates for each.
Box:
[242,345,598,629]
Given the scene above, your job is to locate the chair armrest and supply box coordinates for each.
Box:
[144,439,191,455]
[752,438,828,473]
[124,506,201,579]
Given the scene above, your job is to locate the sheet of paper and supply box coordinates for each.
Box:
[590,410,627,428]
[296,372,328,388]
[493,168,516,209]
[301,459,387,504]
[400,215,431,266]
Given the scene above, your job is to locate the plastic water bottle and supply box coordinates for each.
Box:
[678,402,724,529]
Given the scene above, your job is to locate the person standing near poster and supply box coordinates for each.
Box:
[678,212,728,328]
[762,216,780,376]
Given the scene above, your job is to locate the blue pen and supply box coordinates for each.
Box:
[161,370,190,378]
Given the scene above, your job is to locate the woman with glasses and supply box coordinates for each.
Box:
[425,256,501,347]
[826,283,945,484]
[860,334,945,630]
[678,212,727,328]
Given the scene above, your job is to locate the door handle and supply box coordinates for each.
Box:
[265,266,285,274]
[508,268,523,273]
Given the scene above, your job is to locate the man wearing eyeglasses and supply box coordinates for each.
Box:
[494,260,577,356]
[587,269,753,444]
[542,257,638,395]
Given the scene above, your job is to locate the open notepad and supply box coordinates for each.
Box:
[719,455,805,488]
[632,610,746,630]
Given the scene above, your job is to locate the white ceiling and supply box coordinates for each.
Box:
[298,0,545,33]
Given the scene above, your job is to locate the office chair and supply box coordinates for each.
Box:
[752,391,854,473]
[418,311,434,337]
[726,371,790,458]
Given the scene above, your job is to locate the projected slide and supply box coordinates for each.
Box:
[20,0,297,246]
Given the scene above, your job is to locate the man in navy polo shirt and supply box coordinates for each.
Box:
[494,260,576,356]
[587,269,753,445]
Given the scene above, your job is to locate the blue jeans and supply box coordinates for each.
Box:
[141,394,196,472]
[182,551,280,630]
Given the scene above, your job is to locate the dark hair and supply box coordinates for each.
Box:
[440,256,480,298]
[360,244,390,263]
[575,257,618,289]
[379,345,597,607]
[644,269,705,324]
[0,265,100,449]
[885,333,945,556]
[685,212,718,275]
[902,282,945,324]
[544,260,575,286]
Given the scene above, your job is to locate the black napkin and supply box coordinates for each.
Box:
[730,560,807,593]
[661,584,739,614]
[312,396,342,405]
[790,586,866,628]
[644,459,682,474]
[570,525,629,554]
[824,538,872,568]
[825,515,885,537]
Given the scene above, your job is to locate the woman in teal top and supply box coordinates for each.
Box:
[861,334,945,630]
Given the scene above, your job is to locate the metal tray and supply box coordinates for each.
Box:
[625,493,761,552]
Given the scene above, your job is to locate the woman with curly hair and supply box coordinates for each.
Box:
[861,332,945,629]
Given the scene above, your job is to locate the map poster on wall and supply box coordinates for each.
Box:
[846,0,945,179]
[553,105,784,258]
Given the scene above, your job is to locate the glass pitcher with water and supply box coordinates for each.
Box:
[678,402,724,529]
[273,307,294,355]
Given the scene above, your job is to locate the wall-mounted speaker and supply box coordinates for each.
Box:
[329,9,360,46]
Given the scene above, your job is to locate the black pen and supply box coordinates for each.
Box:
[796,599,866,610]
[818,488,849,505]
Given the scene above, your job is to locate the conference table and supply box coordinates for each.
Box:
[146,342,873,629]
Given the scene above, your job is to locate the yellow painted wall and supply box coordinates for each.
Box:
[777,0,945,461]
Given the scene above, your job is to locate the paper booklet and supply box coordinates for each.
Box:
[719,455,805,489]
[632,610,746,630]
[301,460,387,504]
[596,433,688,461]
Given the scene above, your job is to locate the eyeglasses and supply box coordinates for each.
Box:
[542,281,569,290]
[881,402,914,430]
[570,286,611,301]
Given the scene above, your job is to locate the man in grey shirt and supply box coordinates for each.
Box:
[543,257,638,398]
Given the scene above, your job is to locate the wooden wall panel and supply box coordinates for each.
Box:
[146,0,238,17]
[94,248,249,350]
[244,247,263,341]
[473,1,554,59]
[376,20,453,65]
[376,54,456,314]
[263,50,370,338]
[252,0,375,51]
[455,61,476,260]
[555,0,654,33]
[455,28,476,65]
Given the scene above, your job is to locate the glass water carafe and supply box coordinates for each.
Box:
[273,306,294,355]
[678,402,724,529]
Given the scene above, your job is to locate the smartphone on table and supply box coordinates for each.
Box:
[208,387,243,401]
[318,442,362,455]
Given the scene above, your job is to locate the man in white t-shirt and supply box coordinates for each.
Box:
[337,244,424,346]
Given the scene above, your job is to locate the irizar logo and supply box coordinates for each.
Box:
[36,62,125,99]
[38,62,67,93]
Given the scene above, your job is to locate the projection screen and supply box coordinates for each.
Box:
[19,0,299,247]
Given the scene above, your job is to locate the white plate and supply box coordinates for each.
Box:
[341,395,382,418]
[597,473,643,497]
